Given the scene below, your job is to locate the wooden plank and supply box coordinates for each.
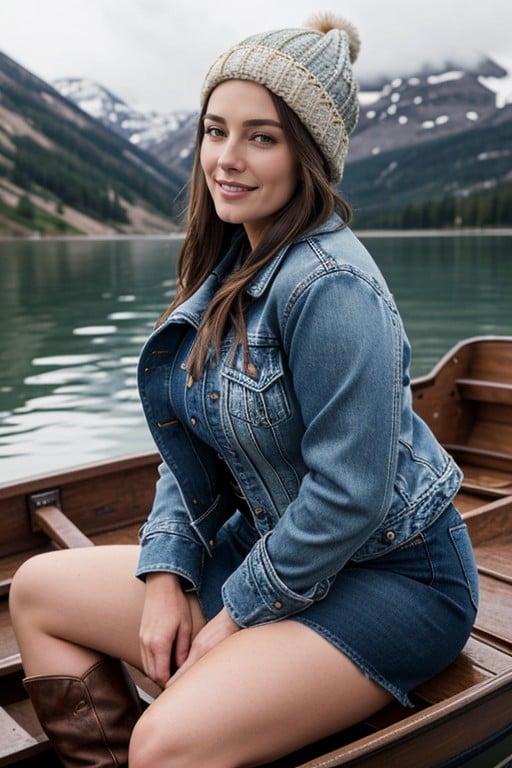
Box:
[460,462,512,491]
[0,452,158,559]
[31,505,93,550]
[473,537,512,582]
[0,603,21,671]
[93,523,140,546]
[0,705,41,763]
[446,444,512,474]
[474,574,512,647]
[457,378,512,405]
[0,653,22,677]
[468,339,512,384]
[414,650,492,704]
[468,420,512,455]
[461,635,512,675]
[463,496,512,544]
[477,401,512,426]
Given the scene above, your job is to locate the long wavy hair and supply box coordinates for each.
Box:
[159,88,353,379]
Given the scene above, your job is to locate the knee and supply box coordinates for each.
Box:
[9,553,56,620]
[129,711,180,768]
[10,555,42,613]
[129,707,225,768]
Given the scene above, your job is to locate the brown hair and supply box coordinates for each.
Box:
[158,89,353,379]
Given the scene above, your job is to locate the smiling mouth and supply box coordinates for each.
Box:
[217,181,256,193]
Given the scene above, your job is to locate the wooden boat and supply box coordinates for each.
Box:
[1,335,512,767]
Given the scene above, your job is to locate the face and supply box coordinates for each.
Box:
[200,80,298,248]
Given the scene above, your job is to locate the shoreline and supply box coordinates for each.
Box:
[357,227,512,238]
[1,227,512,243]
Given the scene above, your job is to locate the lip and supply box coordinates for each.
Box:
[216,180,257,194]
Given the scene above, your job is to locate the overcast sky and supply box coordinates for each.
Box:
[1,0,511,113]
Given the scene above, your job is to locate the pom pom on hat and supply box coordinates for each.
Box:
[200,12,361,183]
[304,12,361,64]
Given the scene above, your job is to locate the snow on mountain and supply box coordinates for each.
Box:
[53,77,193,149]
[478,56,512,109]
[348,57,512,161]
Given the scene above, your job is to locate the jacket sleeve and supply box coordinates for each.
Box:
[135,460,205,591]
[221,266,404,626]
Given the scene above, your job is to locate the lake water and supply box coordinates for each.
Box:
[1,233,512,766]
[1,233,511,483]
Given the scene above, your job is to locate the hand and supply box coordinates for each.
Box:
[166,608,240,687]
[139,572,193,688]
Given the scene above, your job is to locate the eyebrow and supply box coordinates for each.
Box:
[203,113,283,129]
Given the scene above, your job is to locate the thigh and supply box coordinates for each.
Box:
[11,545,203,672]
[133,619,391,767]
[11,546,145,667]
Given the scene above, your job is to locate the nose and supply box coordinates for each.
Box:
[218,137,245,172]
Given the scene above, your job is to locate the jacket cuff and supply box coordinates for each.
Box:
[136,523,204,592]
[221,535,323,626]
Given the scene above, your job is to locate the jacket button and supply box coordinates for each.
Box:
[254,507,263,515]
[210,391,219,400]
[274,601,283,609]
[209,539,216,549]
[385,530,396,541]
[190,417,197,426]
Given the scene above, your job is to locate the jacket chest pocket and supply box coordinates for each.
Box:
[221,345,291,428]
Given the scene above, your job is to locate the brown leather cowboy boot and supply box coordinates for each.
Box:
[23,656,142,767]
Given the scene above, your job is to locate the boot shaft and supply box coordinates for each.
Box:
[23,657,142,768]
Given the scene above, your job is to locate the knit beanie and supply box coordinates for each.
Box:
[200,13,361,183]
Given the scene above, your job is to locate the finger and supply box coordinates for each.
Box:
[174,621,192,669]
[166,652,194,688]
[153,645,172,688]
[139,641,151,680]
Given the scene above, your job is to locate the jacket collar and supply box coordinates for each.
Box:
[164,235,243,327]
[245,214,343,298]
[161,215,343,323]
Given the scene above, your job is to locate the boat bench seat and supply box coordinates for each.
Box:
[456,378,512,406]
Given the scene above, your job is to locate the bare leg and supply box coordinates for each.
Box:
[129,619,392,768]
[9,545,205,678]
[11,549,391,767]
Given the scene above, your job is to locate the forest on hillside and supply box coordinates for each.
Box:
[357,182,512,229]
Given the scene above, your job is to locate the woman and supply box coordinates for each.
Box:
[10,14,479,768]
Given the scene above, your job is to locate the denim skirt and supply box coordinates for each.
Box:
[196,502,479,706]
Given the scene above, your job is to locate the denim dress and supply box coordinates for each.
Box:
[137,217,479,705]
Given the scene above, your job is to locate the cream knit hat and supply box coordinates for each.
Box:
[200,13,361,183]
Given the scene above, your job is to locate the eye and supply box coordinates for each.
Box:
[204,125,225,138]
[253,133,276,145]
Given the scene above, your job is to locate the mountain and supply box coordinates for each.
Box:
[0,51,185,237]
[54,56,512,229]
[2,49,510,235]
[344,57,512,226]
[349,57,512,160]
[53,78,196,184]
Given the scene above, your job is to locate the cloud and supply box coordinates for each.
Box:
[1,0,511,112]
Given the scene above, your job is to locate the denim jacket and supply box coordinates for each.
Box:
[136,214,462,627]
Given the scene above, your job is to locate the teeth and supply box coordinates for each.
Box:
[221,184,248,192]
